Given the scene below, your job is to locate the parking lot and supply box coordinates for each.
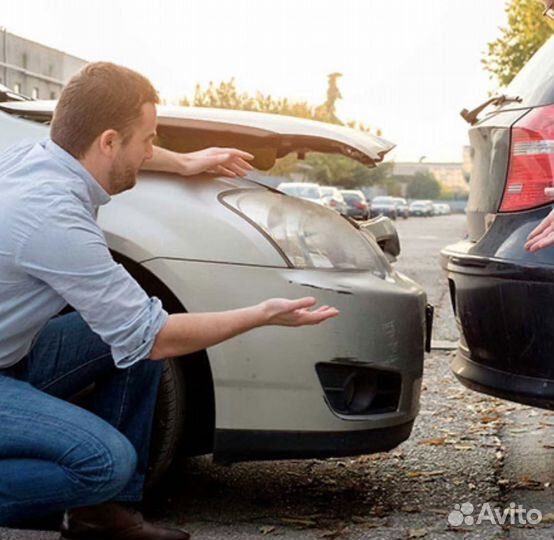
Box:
[4,214,554,540]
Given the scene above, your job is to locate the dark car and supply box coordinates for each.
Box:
[341,189,370,220]
[370,196,398,220]
[441,33,554,409]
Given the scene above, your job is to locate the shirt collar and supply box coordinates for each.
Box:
[44,139,111,207]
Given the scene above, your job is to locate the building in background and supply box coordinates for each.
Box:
[393,159,469,196]
[0,28,86,99]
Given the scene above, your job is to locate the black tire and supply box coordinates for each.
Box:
[145,359,186,490]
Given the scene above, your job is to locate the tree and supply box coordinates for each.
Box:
[179,76,345,125]
[406,171,441,200]
[482,0,554,87]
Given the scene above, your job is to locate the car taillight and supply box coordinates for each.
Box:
[499,104,554,212]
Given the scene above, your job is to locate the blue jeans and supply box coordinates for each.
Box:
[0,312,163,526]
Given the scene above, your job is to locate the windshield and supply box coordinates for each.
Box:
[504,35,554,108]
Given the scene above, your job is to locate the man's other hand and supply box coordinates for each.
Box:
[524,187,554,252]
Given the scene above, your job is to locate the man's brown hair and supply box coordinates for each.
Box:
[50,62,159,158]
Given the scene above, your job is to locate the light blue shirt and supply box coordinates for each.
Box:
[0,139,168,369]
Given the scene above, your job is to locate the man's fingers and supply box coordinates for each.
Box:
[232,157,255,171]
[299,307,340,324]
[221,148,255,161]
[545,187,554,198]
[214,165,237,177]
[287,297,317,312]
[227,160,253,176]
[525,231,554,252]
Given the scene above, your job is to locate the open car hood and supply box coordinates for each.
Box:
[0,101,395,170]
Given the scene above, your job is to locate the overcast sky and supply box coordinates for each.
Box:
[2,0,512,162]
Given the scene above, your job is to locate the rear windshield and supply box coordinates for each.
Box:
[504,35,554,108]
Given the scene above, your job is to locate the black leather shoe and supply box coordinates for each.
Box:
[59,503,190,539]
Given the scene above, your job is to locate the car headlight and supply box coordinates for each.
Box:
[222,189,391,277]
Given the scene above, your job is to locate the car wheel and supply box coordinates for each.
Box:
[146,359,186,490]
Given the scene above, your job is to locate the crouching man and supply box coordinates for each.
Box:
[0,62,339,540]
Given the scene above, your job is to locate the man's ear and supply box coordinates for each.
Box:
[98,129,122,157]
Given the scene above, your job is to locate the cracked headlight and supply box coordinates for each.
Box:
[222,189,390,276]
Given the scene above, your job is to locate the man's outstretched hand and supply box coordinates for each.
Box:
[259,297,340,327]
[180,147,255,177]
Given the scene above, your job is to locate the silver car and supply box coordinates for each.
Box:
[0,99,431,486]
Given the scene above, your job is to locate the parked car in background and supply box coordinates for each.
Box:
[433,203,451,216]
[341,189,370,220]
[370,196,398,220]
[391,197,409,219]
[441,33,554,410]
[277,181,326,205]
[409,200,434,217]
[320,185,348,214]
[0,97,431,485]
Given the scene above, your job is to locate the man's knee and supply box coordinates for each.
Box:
[63,423,137,502]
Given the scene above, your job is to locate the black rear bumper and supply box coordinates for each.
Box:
[452,346,554,410]
[442,208,554,408]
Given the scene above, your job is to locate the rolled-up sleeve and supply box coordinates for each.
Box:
[16,200,168,368]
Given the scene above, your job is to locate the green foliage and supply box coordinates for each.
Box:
[406,171,441,199]
[179,77,344,125]
[268,153,393,189]
[439,189,469,201]
[305,154,393,189]
[482,0,554,87]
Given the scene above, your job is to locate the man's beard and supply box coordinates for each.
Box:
[108,158,138,195]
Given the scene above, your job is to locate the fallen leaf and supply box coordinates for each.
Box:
[418,437,447,446]
[541,513,554,523]
[260,526,276,535]
[409,527,428,538]
[454,444,475,451]
[406,470,445,478]
[515,477,544,490]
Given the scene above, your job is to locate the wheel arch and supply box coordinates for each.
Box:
[111,250,216,457]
